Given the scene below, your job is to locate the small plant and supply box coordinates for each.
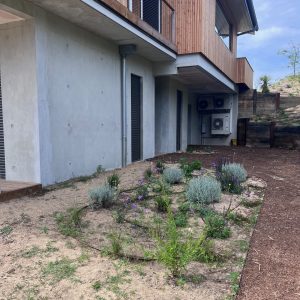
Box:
[163,168,183,184]
[154,211,195,277]
[92,281,102,291]
[186,176,221,205]
[107,231,123,257]
[135,183,149,201]
[54,208,83,237]
[107,174,120,188]
[204,213,231,239]
[144,168,153,180]
[0,225,13,236]
[192,234,218,263]
[180,159,202,178]
[89,185,116,209]
[152,178,171,194]
[155,195,171,213]
[174,211,188,228]
[42,258,77,283]
[113,209,126,223]
[96,165,105,174]
[218,163,247,194]
[228,272,240,299]
[155,160,165,174]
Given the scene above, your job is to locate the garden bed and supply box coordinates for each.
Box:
[0,157,266,300]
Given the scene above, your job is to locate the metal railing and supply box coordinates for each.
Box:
[128,0,176,44]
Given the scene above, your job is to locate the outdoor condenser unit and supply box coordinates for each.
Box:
[211,113,231,135]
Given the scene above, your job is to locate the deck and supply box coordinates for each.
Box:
[0,180,42,202]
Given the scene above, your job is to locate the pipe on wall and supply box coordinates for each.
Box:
[119,44,137,167]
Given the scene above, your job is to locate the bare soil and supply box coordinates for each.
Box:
[156,147,300,300]
[0,153,266,300]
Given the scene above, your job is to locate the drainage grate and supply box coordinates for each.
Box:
[0,70,6,179]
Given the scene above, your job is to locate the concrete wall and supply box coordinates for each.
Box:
[155,77,188,155]
[189,94,238,146]
[0,19,41,183]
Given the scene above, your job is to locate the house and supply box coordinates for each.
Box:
[0,0,258,186]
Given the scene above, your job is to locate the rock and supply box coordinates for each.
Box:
[246,177,267,189]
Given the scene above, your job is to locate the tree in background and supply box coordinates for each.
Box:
[259,75,271,94]
[279,43,300,77]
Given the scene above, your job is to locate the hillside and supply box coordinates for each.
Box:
[269,75,300,97]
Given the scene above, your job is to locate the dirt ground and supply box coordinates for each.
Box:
[158,147,300,300]
[0,146,299,300]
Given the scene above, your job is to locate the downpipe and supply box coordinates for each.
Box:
[119,45,137,168]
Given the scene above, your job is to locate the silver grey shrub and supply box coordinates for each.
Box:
[186,176,221,204]
[163,168,183,184]
[89,185,115,209]
[221,163,247,183]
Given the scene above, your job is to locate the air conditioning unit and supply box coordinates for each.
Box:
[197,96,213,111]
[211,113,231,135]
[213,97,232,109]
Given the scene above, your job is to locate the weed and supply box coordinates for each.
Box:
[174,211,188,228]
[228,272,240,299]
[113,209,126,224]
[107,231,123,258]
[144,168,153,180]
[226,212,250,226]
[155,195,171,213]
[152,178,171,194]
[204,213,231,239]
[22,246,41,258]
[193,235,219,263]
[107,174,120,188]
[42,258,77,283]
[92,281,103,291]
[54,207,84,237]
[179,159,202,178]
[0,225,13,236]
[40,226,49,234]
[155,160,165,174]
[78,252,90,264]
[96,165,105,174]
[135,182,149,201]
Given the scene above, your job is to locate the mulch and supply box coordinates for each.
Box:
[154,147,300,300]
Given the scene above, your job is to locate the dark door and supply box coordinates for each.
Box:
[0,71,5,179]
[237,118,248,146]
[131,74,142,162]
[176,91,182,151]
[143,0,160,31]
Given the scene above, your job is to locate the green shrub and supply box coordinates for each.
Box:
[54,208,83,237]
[152,178,171,195]
[89,185,115,209]
[144,168,153,180]
[192,234,218,263]
[155,195,171,213]
[218,163,247,194]
[186,176,221,205]
[113,209,126,224]
[204,213,231,239]
[154,211,195,277]
[107,174,120,188]
[135,184,149,201]
[174,211,188,228]
[163,168,183,184]
[179,159,202,178]
[155,160,165,174]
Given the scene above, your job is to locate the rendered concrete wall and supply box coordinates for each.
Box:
[155,77,188,155]
[189,94,238,146]
[0,19,41,183]
[34,9,123,185]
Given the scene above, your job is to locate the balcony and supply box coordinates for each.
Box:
[236,57,254,89]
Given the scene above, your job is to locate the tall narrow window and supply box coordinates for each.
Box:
[215,1,232,50]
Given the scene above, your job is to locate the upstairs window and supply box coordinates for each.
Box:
[129,0,160,32]
[215,1,232,51]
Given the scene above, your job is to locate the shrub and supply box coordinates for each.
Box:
[179,159,202,178]
[89,185,115,209]
[107,231,123,257]
[155,195,171,213]
[154,211,195,277]
[144,168,153,180]
[107,174,120,188]
[135,184,149,201]
[163,168,183,184]
[192,234,218,263]
[152,178,171,195]
[186,176,221,205]
[155,160,165,174]
[204,213,231,239]
[174,211,188,228]
[219,163,247,194]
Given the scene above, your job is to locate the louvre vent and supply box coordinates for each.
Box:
[0,70,6,179]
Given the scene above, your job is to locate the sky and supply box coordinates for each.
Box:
[238,0,300,88]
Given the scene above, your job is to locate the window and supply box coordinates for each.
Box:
[215,1,232,50]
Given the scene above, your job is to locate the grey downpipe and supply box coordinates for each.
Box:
[119,45,137,168]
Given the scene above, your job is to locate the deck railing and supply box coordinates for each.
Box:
[128,0,176,44]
